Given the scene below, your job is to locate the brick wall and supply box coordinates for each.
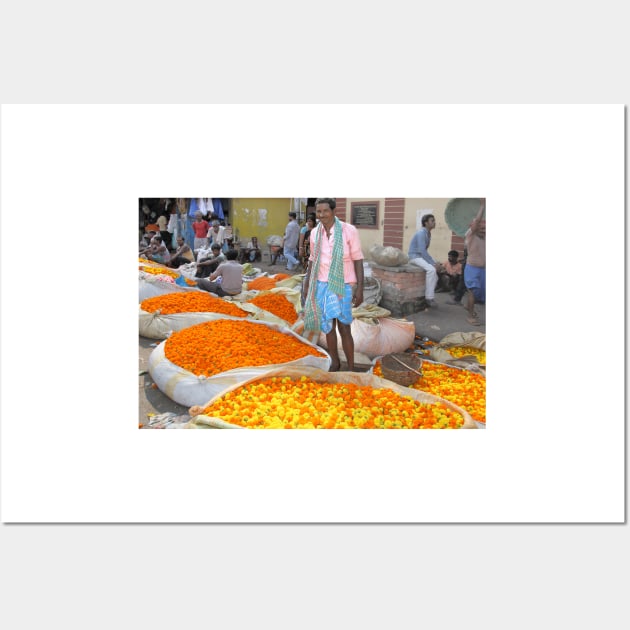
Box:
[450,234,465,257]
[370,263,427,317]
[336,198,347,221]
[383,198,404,249]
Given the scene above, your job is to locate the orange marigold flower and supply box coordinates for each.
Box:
[201,376,465,429]
[375,359,486,424]
[247,293,298,324]
[164,320,324,377]
[141,293,248,317]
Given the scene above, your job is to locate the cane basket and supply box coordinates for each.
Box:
[380,353,423,387]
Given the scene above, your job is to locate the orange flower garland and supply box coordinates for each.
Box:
[201,376,464,429]
[247,293,298,324]
[164,320,324,377]
[141,293,249,317]
[374,359,486,424]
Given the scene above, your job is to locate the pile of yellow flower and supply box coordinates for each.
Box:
[140,265,180,279]
[445,345,486,365]
[374,359,485,424]
[200,375,465,429]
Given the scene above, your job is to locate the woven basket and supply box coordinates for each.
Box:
[380,353,423,387]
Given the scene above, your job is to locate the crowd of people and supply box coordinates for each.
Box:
[140,197,485,369]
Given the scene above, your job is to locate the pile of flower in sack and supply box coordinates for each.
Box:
[141,293,249,317]
[164,320,325,377]
[246,292,298,324]
[198,375,466,429]
[374,357,486,424]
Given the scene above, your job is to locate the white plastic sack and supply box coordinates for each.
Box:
[319,316,416,359]
[139,308,250,340]
[139,271,201,302]
[148,320,331,407]
[369,244,409,267]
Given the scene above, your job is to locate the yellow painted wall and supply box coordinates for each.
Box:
[231,198,295,247]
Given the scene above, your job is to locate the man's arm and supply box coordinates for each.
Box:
[470,198,485,233]
[352,259,364,307]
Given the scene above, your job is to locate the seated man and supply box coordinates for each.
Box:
[141,235,170,264]
[139,230,156,253]
[168,236,195,268]
[196,249,243,297]
[238,236,261,263]
[436,250,462,293]
[195,243,225,278]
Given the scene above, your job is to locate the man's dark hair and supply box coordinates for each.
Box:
[225,249,239,260]
[211,243,221,251]
[448,250,459,257]
[288,212,297,219]
[421,214,434,226]
[315,198,336,210]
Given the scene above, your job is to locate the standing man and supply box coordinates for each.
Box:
[281,212,300,271]
[408,213,439,308]
[302,198,364,372]
[464,199,486,325]
[192,211,210,255]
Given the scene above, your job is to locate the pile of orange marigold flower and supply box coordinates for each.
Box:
[374,358,486,424]
[247,274,290,291]
[141,293,249,316]
[247,293,298,324]
[165,320,324,377]
[201,375,464,429]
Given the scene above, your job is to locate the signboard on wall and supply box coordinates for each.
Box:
[350,201,379,229]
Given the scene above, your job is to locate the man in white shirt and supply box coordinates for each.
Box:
[282,212,300,271]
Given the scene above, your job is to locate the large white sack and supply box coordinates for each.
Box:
[139,271,201,302]
[139,308,250,340]
[319,316,416,359]
[148,320,331,407]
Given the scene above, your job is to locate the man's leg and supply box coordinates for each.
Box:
[325,321,341,372]
[410,258,438,302]
[197,279,220,294]
[337,321,355,371]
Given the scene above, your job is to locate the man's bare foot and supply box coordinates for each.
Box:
[329,362,341,372]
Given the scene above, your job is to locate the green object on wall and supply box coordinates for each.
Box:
[444,198,483,237]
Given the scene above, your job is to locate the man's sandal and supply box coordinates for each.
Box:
[467,316,481,326]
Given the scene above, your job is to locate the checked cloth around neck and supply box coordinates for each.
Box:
[303,217,345,332]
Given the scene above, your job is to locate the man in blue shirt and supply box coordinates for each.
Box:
[408,213,439,308]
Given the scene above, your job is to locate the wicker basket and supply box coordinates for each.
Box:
[380,353,423,387]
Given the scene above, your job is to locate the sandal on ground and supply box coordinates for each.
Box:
[467,316,481,326]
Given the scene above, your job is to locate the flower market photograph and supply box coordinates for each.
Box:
[139,197,486,430]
